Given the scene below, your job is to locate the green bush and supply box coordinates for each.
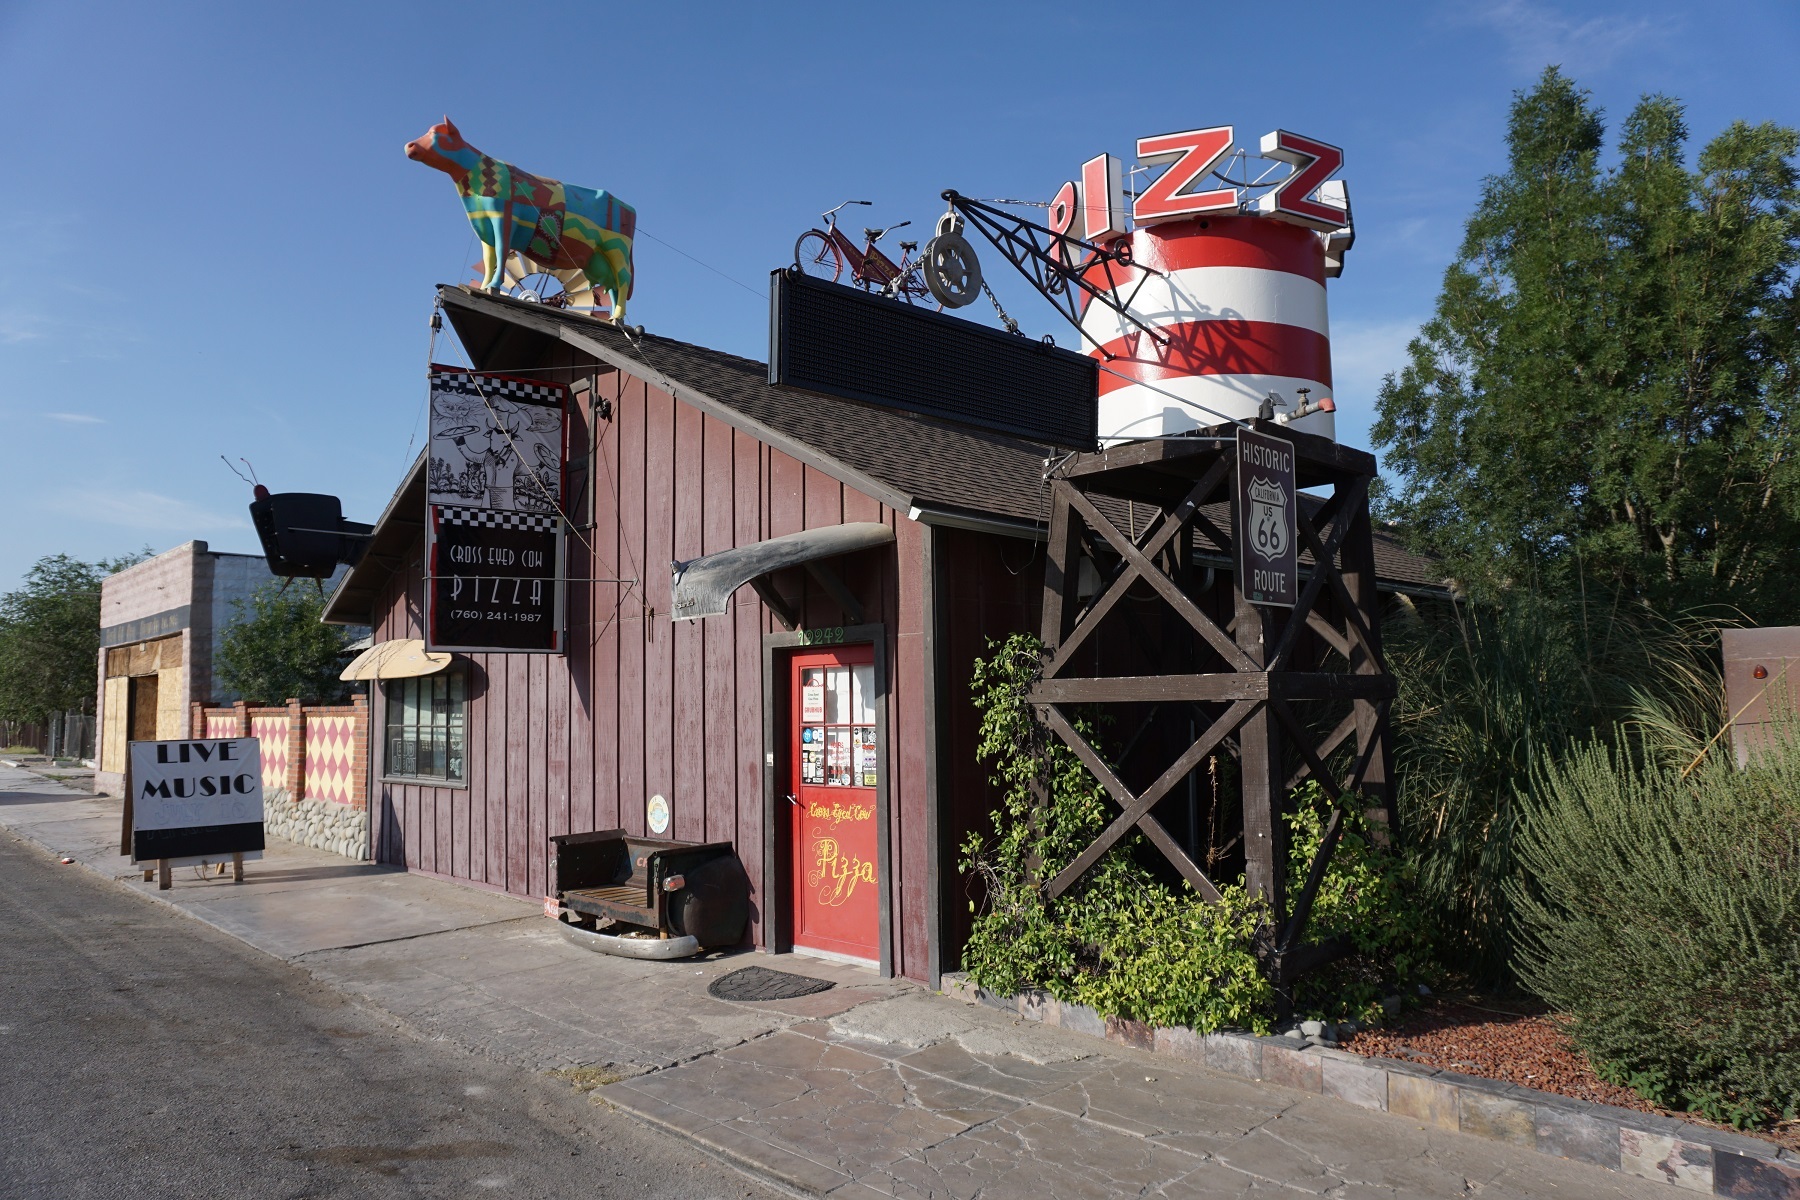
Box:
[959,635,1427,1033]
[1387,592,1727,982]
[1509,727,1800,1127]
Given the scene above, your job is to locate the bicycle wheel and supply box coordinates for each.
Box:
[794,231,843,282]
[894,265,941,311]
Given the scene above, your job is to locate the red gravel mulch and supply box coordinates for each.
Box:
[1341,997,1800,1154]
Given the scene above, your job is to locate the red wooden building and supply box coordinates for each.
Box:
[324,285,1443,985]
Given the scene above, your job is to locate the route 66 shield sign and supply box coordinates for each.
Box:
[1248,477,1290,561]
[1236,428,1298,607]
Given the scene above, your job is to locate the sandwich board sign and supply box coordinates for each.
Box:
[127,738,266,865]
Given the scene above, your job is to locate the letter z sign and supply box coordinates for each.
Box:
[1132,126,1238,224]
[1253,130,1347,231]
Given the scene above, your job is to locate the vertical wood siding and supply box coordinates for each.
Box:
[369,372,932,975]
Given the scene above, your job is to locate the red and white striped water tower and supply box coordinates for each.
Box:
[1055,127,1353,442]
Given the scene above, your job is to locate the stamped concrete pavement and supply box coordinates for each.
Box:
[0,765,1665,1198]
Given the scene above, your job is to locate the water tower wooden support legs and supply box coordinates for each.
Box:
[1027,424,1397,1006]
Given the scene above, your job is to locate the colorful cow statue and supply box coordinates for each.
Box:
[405,118,636,322]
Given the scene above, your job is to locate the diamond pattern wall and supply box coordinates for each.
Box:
[251,714,287,792]
[304,713,356,805]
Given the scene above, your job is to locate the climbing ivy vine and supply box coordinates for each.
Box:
[959,634,1428,1033]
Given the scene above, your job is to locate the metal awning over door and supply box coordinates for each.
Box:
[670,522,895,626]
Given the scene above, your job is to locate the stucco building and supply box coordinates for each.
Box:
[94,542,277,794]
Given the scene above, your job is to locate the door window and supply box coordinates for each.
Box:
[798,663,877,789]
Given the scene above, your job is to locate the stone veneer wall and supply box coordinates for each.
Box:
[261,785,369,861]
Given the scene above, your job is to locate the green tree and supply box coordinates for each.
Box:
[1373,68,1800,621]
[0,551,148,724]
[214,582,354,705]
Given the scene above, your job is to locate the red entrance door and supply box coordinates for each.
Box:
[788,646,880,963]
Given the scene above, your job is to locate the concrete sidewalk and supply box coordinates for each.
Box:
[0,765,1663,1198]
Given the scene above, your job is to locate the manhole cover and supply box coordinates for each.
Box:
[707,966,836,1002]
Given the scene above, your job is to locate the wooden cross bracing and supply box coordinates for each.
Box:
[1027,423,1396,993]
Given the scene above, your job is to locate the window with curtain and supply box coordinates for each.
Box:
[384,670,467,784]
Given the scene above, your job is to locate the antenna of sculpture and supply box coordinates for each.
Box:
[405,117,637,323]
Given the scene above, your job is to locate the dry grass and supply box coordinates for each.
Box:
[546,1065,628,1093]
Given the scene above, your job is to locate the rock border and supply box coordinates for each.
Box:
[261,786,368,861]
[941,973,1799,1196]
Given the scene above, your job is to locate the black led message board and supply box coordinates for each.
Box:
[769,269,1099,450]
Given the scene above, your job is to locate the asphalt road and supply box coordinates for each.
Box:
[0,831,779,1200]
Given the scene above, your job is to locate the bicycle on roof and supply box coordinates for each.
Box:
[793,201,933,304]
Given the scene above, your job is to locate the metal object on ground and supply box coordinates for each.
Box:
[558,923,700,960]
[707,966,836,1002]
[549,829,749,948]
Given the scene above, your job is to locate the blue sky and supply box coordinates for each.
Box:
[2,0,1796,589]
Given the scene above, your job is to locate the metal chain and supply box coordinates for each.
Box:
[982,280,1020,335]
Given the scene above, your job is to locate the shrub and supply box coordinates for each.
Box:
[959,635,1426,1033]
[1387,592,1727,982]
[1509,727,1800,1127]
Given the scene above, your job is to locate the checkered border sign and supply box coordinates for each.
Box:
[429,368,564,407]
[436,505,560,532]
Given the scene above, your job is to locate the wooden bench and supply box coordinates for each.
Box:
[549,829,748,948]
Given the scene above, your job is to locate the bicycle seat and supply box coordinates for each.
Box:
[862,228,884,242]
[899,240,918,252]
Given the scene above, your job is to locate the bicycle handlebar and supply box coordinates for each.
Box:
[864,220,912,243]
[821,199,875,222]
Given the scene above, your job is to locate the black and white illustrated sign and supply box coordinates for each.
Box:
[1236,427,1299,608]
[426,366,567,653]
[129,739,265,863]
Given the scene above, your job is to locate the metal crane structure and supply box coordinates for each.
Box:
[937,190,1168,357]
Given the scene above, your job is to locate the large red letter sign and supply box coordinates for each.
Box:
[1047,179,1079,266]
[1081,152,1125,242]
[1253,130,1347,231]
[1132,126,1238,225]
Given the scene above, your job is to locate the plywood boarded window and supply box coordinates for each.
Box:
[129,675,159,742]
[100,676,129,773]
[104,634,181,678]
[156,666,184,739]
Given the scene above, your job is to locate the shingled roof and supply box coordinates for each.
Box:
[431,286,1449,595]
